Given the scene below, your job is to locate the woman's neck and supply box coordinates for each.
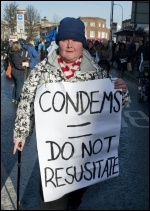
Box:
[63,61,74,67]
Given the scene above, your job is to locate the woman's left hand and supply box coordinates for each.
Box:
[114,78,127,92]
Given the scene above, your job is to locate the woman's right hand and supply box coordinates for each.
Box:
[13,139,25,154]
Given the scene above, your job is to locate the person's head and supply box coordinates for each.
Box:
[119,42,126,51]
[41,39,45,43]
[102,39,109,48]
[94,41,100,50]
[9,40,13,47]
[87,41,93,49]
[55,17,86,64]
[139,40,144,46]
[11,41,22,52]
[26,37,34,46]
[94,40,100,46]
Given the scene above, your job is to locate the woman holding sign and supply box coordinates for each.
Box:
[13,17,130,210]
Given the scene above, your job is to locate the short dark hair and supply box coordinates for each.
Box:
[26,37,33,43]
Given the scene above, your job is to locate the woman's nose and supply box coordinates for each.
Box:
[67,40,73,48]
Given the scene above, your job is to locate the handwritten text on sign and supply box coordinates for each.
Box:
[34,78,122,202]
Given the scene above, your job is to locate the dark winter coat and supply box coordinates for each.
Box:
[9,50,25,71]
[127,42,136,58]
[136,45,147,62]
[115,49,128,61]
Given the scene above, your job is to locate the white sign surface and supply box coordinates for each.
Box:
[34,78,122,202]
[17,14,24,33]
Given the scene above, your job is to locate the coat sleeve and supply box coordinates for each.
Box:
[122,89,131,108]
[13,64,42,141]
[100,69,131,109]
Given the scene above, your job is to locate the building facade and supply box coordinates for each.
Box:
[40,18,57,38]
[115,18,149,43]
[80,17,110,41]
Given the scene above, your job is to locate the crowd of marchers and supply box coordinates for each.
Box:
[1,37,148,106]
[1,37,149,75]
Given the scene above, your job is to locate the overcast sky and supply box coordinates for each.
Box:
[1,1,132,28]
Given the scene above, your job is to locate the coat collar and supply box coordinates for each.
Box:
[47,48,97,72]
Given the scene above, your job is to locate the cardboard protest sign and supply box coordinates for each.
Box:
[34,78,122,202]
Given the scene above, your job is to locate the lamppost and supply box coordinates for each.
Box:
[113,3,123,30]
[110,1,114,42]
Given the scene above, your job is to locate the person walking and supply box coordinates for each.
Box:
[9,41,26,104]
[111,42,117,67]
[98,38,112,75]
[127,38,136,71]
[93,40,102,64]
[23,37,40,70]
[3,40,14,71]
[135,40,147,77]
[85,40,96,59]
[38,39,46,61]
[13,17,130,210]
[114,42,129,78]
[98,39,112,62]
[19,41,31,80]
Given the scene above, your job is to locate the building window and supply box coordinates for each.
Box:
[98,31,101,38]
[103,23,105,28]
[102,32,105,38]
[84,22,87,27]
[99,23,101,27]
[90,22,95,27]
[90,31,95,37]
[105,33,108,39]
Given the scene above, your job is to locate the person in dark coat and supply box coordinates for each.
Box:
[85,40,96,59]
[9,41,26,104]
[114,42,129,78]
[135,40,147,76]
[127,38,136,71]
[38,39,46,61]
[1,39,9,52]
[3,40,13,71]
[111,42,117,67]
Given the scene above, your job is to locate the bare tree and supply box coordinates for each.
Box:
[3,1,19,34]
[52,14,61,26]
[25,5,41,38]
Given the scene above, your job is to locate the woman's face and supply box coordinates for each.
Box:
[59,39,83,64]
